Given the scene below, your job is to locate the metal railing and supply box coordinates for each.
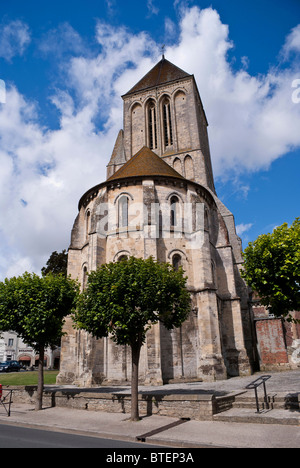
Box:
[245,375,272,414]
[0,389,13,417]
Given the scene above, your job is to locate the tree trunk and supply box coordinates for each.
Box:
[131,342,141,421]
[35,346,44,411]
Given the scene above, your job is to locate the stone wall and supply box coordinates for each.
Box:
[9,386,217,421]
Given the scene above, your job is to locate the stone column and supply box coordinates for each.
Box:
[188,205,227,381]
[144,323,163,385]
[196,290,227,381]
[143,179,158,260]
[222,298,252,376]
[142,180,163,384]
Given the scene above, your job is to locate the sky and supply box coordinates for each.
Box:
[0,0,299,280]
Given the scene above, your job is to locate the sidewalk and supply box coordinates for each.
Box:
[0,370,299,448]
[0,403,299,448]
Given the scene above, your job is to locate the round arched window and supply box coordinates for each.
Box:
[147,100,157,150]
[162,97,173,148]
[118,196,129,228]
[170,195,179,227]
[172,254,182,271]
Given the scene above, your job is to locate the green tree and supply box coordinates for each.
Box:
[41,250,68,277]
[73,256,191,421]
[242,218,300,322]
[0,272,79,410]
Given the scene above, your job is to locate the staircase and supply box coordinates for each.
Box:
[213,387,300,426]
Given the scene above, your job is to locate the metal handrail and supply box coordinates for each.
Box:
[0,389,13,417]
[245,375,272,413]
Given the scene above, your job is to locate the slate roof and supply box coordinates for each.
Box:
[123,57,192,97]
[107,146,185,182]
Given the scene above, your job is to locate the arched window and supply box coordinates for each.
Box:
[118,196,129,228]
[211,261,217,287]
[82,266,88,290]
[147,100,157,150]
[204,207,209,231]
[170,195,179,227]
[184,155,195,180]
[173,157,182,175]
[162,97,173,148]
[85,210,91,239]
[172,254,182,271]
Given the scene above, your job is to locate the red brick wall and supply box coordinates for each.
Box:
[280,312,300,347]
[256,319,288,365]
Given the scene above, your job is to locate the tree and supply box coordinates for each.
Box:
[0,272,79,410]
[73,256,191,421]
[41,250,68,277]
[242,218,300,322]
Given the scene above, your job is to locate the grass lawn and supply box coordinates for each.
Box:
[0,370,59,386]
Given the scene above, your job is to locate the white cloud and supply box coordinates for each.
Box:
[236,223,253,236]
[0,20,31,61]
[38,23,86,57]
[0,7,299,280]
[282,24,300,58]
[105,0,117,16]
[147,0,159,16]
[165,18,177,41]
[0,80,6,104]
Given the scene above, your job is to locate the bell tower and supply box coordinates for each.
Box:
[57,55,255,387]
[107,56,215,193]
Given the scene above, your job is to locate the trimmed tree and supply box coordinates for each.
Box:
[0,272,79,410]
[242,218,300,322]
[73,256,191,421]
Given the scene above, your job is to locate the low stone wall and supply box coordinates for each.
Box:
[8,386,217,421]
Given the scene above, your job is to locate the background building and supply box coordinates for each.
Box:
[0,331,60,369]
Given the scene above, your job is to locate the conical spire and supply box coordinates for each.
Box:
[107,146,185,182]
[123,57,192,97]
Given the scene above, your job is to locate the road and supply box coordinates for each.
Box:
[0,423,161,449]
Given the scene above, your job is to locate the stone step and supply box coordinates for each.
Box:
[234,392,300,410]
[215,391,300,414]
[213,408,300,426]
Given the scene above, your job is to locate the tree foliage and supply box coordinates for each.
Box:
[75,256,191,347]
[242,218,300,321]
[0,272,79,409]
[0,272,78,349]
[74,256,191,420]
[41,250,68,277]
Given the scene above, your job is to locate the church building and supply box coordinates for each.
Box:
[57,57,256,386]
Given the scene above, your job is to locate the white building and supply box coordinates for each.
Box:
[0,331,60,368]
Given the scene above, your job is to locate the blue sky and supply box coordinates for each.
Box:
[0,0,299,279]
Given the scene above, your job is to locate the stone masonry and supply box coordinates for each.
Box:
[57,57,255,387]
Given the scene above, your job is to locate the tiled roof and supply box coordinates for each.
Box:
[123,57,192,97]
[108,129,126,166]
[107,146,185,182]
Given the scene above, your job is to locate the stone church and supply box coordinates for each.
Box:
[57,57,256,386]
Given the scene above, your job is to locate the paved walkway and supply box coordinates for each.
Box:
[0,403,299,448]
[0,370,299,448]
[124,369,300,395]
[46,368,300,395]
